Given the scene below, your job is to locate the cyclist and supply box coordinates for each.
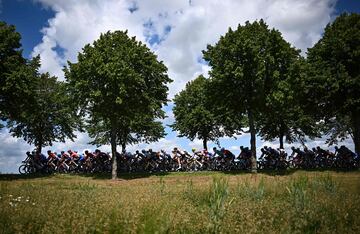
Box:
[212,147,224,159]
[160,149,171,161]
[46,150,58,169]
[172,147,188,170]
[84,150,95,160]
[222,148,235,161]
[134,150,146,161]
[191,148,204,169]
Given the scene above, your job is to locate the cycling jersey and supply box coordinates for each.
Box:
[223,150,235,159]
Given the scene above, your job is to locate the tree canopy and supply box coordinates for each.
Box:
[65,30,172,179]
[172,75,225,150]
[0,21,31,128]
[256,39,319,148]
[306,13,360,154]
[204,20,294,170]
[8,61,78,153]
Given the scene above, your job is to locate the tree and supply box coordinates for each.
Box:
[305,13,360,154]
[8,65,78,153]
[171,75,225,150]
[203,20,302,171]
[0,21,31,128]
[65,31,171,179]
[257,44,319,149]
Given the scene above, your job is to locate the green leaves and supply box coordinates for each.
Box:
[65,30,171,148]
[0,21,29,126]
[203,19,323,149]
[306,13,360,153]
[8,72,79,152]
[172,75,223,149]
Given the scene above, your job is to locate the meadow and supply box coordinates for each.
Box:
[0,170,359,233]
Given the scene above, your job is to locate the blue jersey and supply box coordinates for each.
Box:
[40,154,47,161]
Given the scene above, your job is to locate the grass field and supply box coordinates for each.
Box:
[0,170,360,233]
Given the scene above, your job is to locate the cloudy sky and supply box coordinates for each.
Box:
[0,0,359,173]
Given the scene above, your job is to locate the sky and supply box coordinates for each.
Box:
[0,0,359,173]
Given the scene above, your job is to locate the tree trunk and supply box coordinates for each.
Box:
[203,137,207,150]
[248,110,257,173]
[36,137,43,154]
[352,110,360,155]
[279,133,284,149]
[121,142,126,153]
[110,127,117,180]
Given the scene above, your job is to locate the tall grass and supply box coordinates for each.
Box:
[0,171,359,233]
[286,175,309,212]
[158,177,166,195]
[236,178,267,201]
[207,176,230,233]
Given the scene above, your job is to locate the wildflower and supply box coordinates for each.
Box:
[32,203,36,206]
[26,199,29,202]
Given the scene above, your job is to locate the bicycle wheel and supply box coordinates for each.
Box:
[18,164,27,175]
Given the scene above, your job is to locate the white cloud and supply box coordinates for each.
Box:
[0,129,33,173]
[127,137,179,153]
[188,139,204,149]
[32,0,336,91]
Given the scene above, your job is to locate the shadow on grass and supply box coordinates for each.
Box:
[218,169,297,176]
[0,173,54,181]
[220,168,359,177]
[77,171,170,180]
[0,168,358,181]
[0,171,171,181]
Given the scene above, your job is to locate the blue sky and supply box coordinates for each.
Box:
[0,0,359,173]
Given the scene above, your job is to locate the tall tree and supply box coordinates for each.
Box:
[8,67,78,153]
[306,13,360,154]
[203,20,301,171]
[0,21,31,127]
[257,44,319,149]
[65,31,171,179]
[171,75,225,150]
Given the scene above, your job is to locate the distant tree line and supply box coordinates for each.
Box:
[0,13,359,178]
